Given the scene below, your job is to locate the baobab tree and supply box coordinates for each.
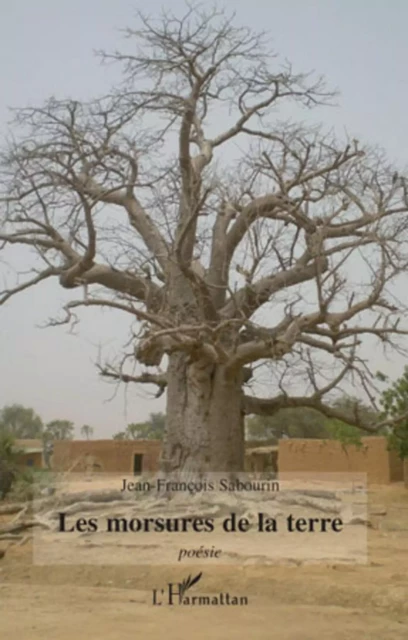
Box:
[1,6,408,474]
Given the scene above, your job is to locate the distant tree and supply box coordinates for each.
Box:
[0,404,43,439]
[246,395,380,445]
[128,412,165,440]
[44,420,74,442]
[0,433,22,500]
[112,432,127,441]
[0,432,20,463]
[0,458,15,500]
[380,368,408,460]
[80,424,94,440]
[126,423,147,439]
[330,395,379,426]
[113,412,165,441]
[246,408,331,443]
[325,395,381,445]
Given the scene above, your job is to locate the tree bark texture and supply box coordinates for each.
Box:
[161,352,245,474]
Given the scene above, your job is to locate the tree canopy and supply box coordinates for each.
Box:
[0,405,78,443]
[43,419,74,442]
[380,368,408,459]
[0,405,43,439]
[246,395,381,444]
[113,412,165,440]
[80,424,94,440]
[246,408,330,443]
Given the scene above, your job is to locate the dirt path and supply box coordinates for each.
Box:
[0,583,407,640]
[0,484,407,639]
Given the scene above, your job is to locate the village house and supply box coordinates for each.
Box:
[47,435,406,485]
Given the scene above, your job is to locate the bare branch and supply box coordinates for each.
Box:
[0,267,58,305]
[1,4,408,443]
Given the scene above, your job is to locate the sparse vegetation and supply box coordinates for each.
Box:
[380,367,408,460]
[113,413,165,441]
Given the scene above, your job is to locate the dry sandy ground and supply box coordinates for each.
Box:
[1,484,408,639]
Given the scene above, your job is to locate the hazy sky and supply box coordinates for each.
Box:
[1,0,408,437]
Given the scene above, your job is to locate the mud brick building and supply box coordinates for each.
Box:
[278,436,404,484]
[51,435,405,484]
[245,445,278,473]
[15,440,45,469]
[52,439,161,474]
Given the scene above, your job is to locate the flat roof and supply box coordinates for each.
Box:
[246,446,278,455]
[15,439,43,448]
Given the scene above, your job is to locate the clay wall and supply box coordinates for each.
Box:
[278,437,403,484]
[52,440,161,474]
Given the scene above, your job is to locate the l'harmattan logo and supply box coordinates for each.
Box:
[152,572,248,606]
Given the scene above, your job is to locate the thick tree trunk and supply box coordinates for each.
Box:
[161,353,245,474]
